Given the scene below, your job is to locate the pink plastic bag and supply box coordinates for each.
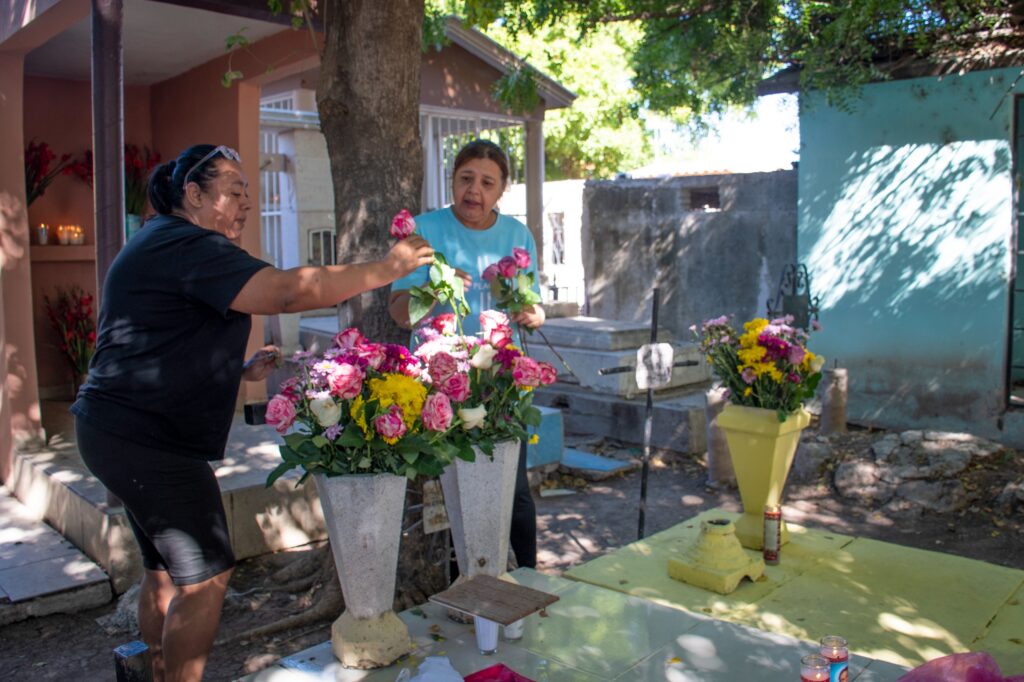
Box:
[897,652,1023,682]
[463,663,535,682]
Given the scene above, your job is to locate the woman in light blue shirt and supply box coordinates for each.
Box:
[389,139,545,569]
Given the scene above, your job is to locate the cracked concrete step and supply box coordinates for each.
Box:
[0,487,111,626]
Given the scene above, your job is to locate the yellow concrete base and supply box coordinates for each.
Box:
[667,518,765,595]
[734,511,791,550]
[330,609,411,669]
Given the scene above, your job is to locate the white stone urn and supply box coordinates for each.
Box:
[314,472,411,669]
[440,439,520,581]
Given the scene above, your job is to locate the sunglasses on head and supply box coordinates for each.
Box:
[182,145,242,190]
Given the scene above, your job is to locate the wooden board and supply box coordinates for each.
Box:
[428,574,560,625]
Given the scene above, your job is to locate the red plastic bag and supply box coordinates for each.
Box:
[463,663,535,682]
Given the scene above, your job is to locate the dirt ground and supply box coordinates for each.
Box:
[1,421,1021,681]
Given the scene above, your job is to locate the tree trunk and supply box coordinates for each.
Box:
[318,0,425,345]
[316,0,448,607]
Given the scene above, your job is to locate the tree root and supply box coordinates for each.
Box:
[220,572,343,644]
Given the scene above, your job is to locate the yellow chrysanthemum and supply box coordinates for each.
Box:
[738,346,767,365]
[529,434,539,445]
[801,350,816,372]
[763,364,784,383]
[349,395,369,436]
[368,373,427,431]
[743,318,769,334]
[743,387,753,397]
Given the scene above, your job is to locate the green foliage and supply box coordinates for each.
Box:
[407,253,470,327]
[466,0,1014,123]
[492,63,542,115]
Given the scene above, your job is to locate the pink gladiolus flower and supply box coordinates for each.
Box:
[421,393,454,431]
[439,372,471,402]
[488,324,513,348]
[265,394,296,434]
[512,356,542,388]
[482,264,500,282]
[328,362,365,399]
[741,367,757,385]
[333,327,366,350]
[374,404,407,442]
[512,247,531,269]
[390,208,416,239]
[431,313,457,335]
[429,352,459,383]
[497,256,517,279]
[479,309,510,334]
[538,361,558,385]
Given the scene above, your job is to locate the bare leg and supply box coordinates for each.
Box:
[162,567,234,682]
[138,569,176,682]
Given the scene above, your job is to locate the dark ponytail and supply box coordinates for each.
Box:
[146,144,223,215]
[147,160,178,215]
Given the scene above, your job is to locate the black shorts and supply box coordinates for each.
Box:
[75,417,235,586]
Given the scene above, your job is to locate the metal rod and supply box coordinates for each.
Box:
[638,287,659,540]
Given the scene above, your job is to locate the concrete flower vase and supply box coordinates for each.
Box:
[314,473,411,669]
[716,404,811,549]
[668,518,765,594]
[439,440,520,620]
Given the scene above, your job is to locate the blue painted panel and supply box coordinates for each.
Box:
[798,68,1020,429]
[526,406,563,469]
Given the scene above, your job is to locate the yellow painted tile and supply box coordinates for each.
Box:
[971,580,1024,675]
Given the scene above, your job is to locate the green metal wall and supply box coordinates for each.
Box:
[798,67,1021,432]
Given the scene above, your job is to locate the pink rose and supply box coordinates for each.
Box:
[279,376,303,403]
[439,372,471,402]
[374,404,407,442]
[538,361,558,385]
[429,352,459,383]
[333,327,365,350]
[431,313,457,335]
[497,256,517,279]
[479,310,509,334]
[421,393,453,432]
[265,394,296,434]
[328,362,365,399]
[512,247,531,269]
[355,342,386,370]
[482,264,500,282]
[512,356,542,388]
[389,208,416,239]
[488,324,513,348]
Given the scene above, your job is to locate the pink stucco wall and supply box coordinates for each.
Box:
[25,76,153,395]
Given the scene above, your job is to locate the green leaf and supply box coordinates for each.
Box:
[409,291,434,327]
[339,424,364,447]
[358,457,372,469]
[402,450,419,464]
[405,465,418,480]
[312,435,329,449]
[220,70,243,88]
[283,433,308,450]
[265,460,292,487]
[225,29,250,51]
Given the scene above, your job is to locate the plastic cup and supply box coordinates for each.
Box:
[503,618,525,641]
[474,616,499,655]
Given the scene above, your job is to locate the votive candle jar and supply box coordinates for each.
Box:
[800,653,830,681]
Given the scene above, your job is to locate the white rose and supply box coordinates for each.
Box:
[470,344,498,370]
[810,354,826,373]
[458,405,487,431]
[309,397,342,427]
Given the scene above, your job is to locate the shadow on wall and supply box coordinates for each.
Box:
[800,140,1010,426]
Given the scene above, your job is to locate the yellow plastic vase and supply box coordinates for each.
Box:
[716,403,811,550]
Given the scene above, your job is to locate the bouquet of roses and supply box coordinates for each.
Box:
[693,315,825,421]
[390,209,470,330]
[482,248,542,316]
[413,310,557,457]
[264,328,461,484]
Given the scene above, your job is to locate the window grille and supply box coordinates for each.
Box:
[259,129,285,267]
[309,229,336,266]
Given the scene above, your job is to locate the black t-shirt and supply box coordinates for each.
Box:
[72,214,271,459]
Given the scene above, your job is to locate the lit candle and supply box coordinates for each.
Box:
[819,635,849,681]
[800,653,829,682]
[57,225,70,245]
[36,223,49,245]
[70,225,85,245]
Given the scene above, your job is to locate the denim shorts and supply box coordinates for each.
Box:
[75,417,235,585]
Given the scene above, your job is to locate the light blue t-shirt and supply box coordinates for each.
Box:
[392,207,541,342]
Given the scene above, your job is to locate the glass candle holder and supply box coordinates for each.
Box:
[36,223,49,245]
[820,635,849,681]
[800,653,830,681]
[474,616,499,655]
[57,225,71,245]
[69,225,85,245]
